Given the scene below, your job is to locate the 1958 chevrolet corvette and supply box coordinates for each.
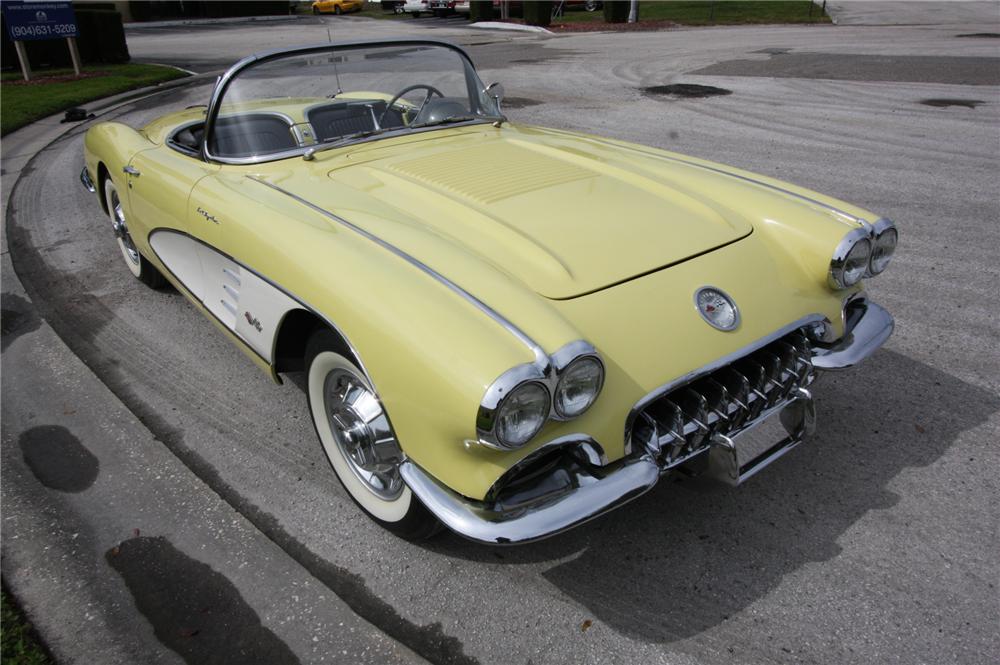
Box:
[81,39,897,544]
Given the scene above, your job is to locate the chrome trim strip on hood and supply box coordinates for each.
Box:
[246,176,548,364]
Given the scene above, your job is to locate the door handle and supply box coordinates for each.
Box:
[123,165,140,176]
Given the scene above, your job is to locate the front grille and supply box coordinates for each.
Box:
[630,329,814,468]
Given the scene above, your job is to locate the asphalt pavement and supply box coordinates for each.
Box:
[3,9,999,665]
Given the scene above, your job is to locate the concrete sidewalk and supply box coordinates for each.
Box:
[1,85,426,665]
[824,0,1000,25]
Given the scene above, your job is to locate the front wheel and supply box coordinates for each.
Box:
[305,330,439,539]
[103,178,166,289]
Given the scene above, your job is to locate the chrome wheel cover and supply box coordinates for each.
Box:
[109,189,141,266]
[322,368,404,500]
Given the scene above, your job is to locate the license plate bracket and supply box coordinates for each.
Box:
[705,389,815,486]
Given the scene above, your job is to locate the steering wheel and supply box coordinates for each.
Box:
[379,84,444,127]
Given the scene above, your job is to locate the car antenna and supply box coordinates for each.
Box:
[328,28,344,97]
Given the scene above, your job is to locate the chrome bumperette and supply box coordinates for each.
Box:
[406,300,892,545]
[811,298,894,371]
[80,166,96,193]
[476,340,605,449]
[704,386,816,485]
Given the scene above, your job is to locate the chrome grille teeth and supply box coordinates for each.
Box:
[635,328,815,469]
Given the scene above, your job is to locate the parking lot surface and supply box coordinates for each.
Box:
[4,10,999,665]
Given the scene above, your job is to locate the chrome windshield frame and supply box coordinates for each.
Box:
[200,39,489,165]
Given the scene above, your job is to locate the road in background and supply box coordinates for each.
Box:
[5,9,999,665]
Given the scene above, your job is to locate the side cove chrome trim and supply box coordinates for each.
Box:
[246,175,548,365]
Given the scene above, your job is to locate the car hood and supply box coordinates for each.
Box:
[254,124,863,300]
[311,125,755,299]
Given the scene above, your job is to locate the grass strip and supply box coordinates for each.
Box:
[1,585,54,665]
[554,1,830,25]
[2,63,188,135]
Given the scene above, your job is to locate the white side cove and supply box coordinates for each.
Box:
[149,230,299,361]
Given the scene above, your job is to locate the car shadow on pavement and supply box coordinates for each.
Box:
[426,348,999,643]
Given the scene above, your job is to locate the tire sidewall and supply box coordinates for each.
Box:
[104,178,142,278]
[307,349,414,523]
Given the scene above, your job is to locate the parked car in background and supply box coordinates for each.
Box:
[402,0,430,17]
[429,0,457,17]
[312,0,363,14]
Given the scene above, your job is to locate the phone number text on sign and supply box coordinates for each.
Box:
[9,23,78,39]
[2,1,79,42]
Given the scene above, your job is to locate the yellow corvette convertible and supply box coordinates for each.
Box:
[311,0,364,15]
[81,40,897,544]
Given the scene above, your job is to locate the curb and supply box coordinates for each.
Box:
[469,21,553,34]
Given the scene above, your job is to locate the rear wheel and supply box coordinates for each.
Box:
[305,329,439,539]
[103,178,166,289]
[334,5,342,14]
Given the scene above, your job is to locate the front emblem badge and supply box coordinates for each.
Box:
[694,287,740,331]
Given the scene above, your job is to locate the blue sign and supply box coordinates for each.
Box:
[2,1,78,42]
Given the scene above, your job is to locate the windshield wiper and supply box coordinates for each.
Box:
[302,128,389,161]
[408,114,504,130]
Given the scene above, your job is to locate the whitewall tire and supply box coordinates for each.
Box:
[103,178,165,288]
[305,330,439,538]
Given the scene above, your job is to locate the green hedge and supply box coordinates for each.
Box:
[469,0,495,22]
[603,0,633,23]
[523,1,553,26]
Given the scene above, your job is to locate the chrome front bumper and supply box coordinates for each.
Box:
[80,166,96,193]
[403,299,893,545]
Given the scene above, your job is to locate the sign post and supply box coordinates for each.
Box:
[1,1,81,81]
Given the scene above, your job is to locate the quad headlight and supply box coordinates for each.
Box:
[477,342,605,450]
[495,382,550,449]
[829,219,897,289]
[868,220,898,275]
[554,356,605,418]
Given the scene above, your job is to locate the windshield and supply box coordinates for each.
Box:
[206,42,501,162]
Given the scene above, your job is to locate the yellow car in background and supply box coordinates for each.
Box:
[81,40,897,545]
[312,0,363,15]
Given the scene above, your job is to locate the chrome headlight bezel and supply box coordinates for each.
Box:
[553,356,605,419]
[868,217,898,276]
[476,340,605,450]
[493,381,551,449]
[829,218,898,289]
